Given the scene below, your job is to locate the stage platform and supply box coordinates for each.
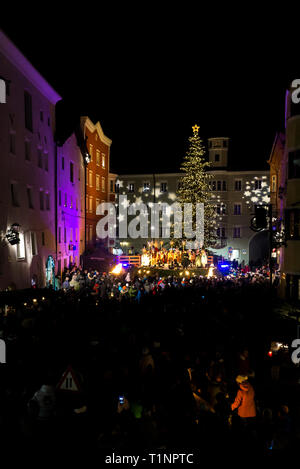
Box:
[132,266,212,278]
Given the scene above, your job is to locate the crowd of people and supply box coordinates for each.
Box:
[0,261,298,457]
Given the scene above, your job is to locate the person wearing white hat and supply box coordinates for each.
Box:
[231,375,256,420]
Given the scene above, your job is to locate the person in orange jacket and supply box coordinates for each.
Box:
[231,375,256,421]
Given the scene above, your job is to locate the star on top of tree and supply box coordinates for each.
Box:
[192,124,200,135]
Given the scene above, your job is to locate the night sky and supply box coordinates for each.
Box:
[1,14,297,175]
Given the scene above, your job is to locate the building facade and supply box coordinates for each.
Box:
[0,30,61,289]
[115,138,269,265]
[56,133,85,276]
[273,85,300,300]
[81,117,112,250]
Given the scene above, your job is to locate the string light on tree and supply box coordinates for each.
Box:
[175,125,217,247]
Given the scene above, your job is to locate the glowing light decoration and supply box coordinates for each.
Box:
[243,177,270,207]
[111,263,123,275]
[141,253,150,266]
[207,264,215,278]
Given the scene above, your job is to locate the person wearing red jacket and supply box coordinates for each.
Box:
[231,375,256,423]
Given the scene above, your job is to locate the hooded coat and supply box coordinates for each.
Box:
[231,382,256,418]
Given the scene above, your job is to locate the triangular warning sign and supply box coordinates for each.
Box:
[57,365,81,393]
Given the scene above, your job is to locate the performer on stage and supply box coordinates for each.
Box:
[201,249,207,267]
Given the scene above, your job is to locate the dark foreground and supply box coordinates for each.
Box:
[0,275,299,461]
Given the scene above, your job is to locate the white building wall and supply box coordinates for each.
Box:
[116,170,269,264]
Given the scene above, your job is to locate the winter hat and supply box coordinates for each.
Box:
[236,375,248,384]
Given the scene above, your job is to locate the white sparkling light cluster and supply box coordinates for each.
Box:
[242,176,270,207]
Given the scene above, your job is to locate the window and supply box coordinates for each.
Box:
[9,132,16,154]
[288,151,300,179]
[39,190,44,210]
[62,156,65,170]
[160,182,167,192]
[58,190,61,206]
[223,140,227,148]
[211,181,216,191]
[40,111,43,122]
[75,229,78,242]
[64,193,67,207]
[102,153,105,168]
[76,198,78,211]
[233,227,241,238]
[24,91,33,131]
[17,232,25,259]
[44,153,48,171]
[271,174,277,193]
[70,195,73,209]
[128,182,135,193]
[234,204,241,215]
[215,154,220,162]
[96,174,100,191]
[254,179,262,190]
[286,209,300,239]
[222,180,227,191]
[89,196,93,213]
[110,180,114,192]
[48,116,50,127]
[89,225,93,242]
[42,231,45,246]
[96,198,100,213]
[11,183,19,207]
[37,149,43,168]
[25,140,31,160]
[217,180,222,191]
[143,182,150,192]
[216,227,226,238]
[102,176,105,192]
[58,227,61,243]
[27,187,34,209]
[70,162,74,183]
[30,232,37,256]
[89,170,93,187]
[70,228,73,242]
[96,150,100,166]
[235,180,242,191]
[89,144,93,161]
[216,204,226,215]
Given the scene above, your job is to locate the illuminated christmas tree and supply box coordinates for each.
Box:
[176,125,217,248]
